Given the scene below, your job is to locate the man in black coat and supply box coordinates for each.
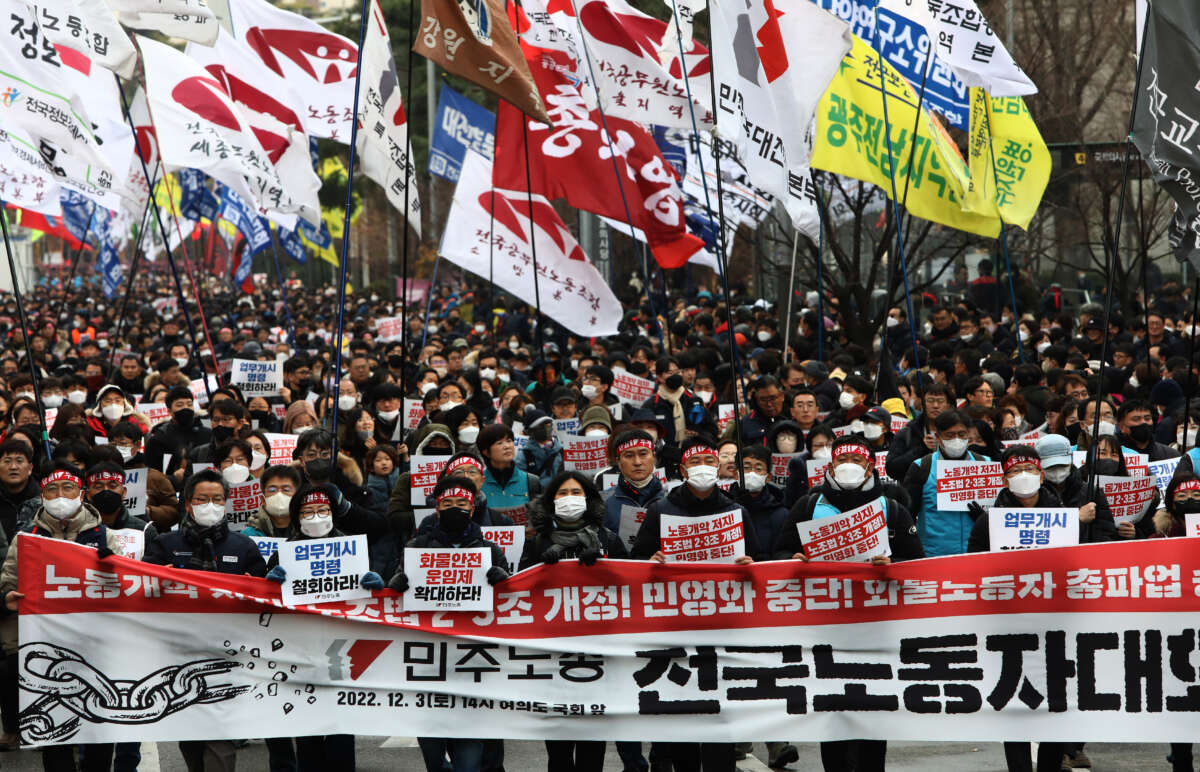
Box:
[143,385,212,477]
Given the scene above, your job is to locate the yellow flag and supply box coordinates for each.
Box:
[964,89,1051,230]
[812,36,1002,238]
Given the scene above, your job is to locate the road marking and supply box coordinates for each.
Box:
[379,736,420,748]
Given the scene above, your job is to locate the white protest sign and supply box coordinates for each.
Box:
[563,435,609,476]
[807,458,831,487]
[1187,513,1200,537]
[251,535,286,562]
[480,525,525,574]
[139,402,171,428]
[618,504,646,551]
[554,417,582,439]
[611,371,655,405]
[717,404,735,435]
[889,414,909,433]
[1148,458,1181,493]
[108,528,145,560]
[376,315,404,342]
[1072,449,1149,476]
[404,547,492,611]
[44,407,57,432]
[935,460,1005,511]
[410,455,450,505]
[280,534,371,606]
[403,398,425,431]
[771,453,801,487]
[795,499,890,562]
[1097,474,1156,525]
[988,508,1080,551]
[224,479,263,532]
[231,359,283,397]
[600,469,667,491]
[660,511,745,563]
[264,433,298,466]
[122,468,148,518]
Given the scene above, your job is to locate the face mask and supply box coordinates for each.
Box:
[1127,423,1153,444]
[942,438,969,458]
[211,425,235,445]
[694,390,713,404]
[250,451,268,470]
[833,463,867,488]
[67,390,87,405]
[686,464,719,491]
[338,395,357,411]
[756,330,771,342]
[508,340,521,350]
[1018,330,1030,342]
[191,502,225,527]
[838,391,856,409]
[116,445,135,462]
[961,333,975,342]
[1007,471,1042,497]
[1129,376,1141,388]
[441,400,463,412]
[480,368,497,381]
[1180,428,1199,448]
[612,365,627,375]
[864,424,884,441]
[101,403,124,421]
[581,384,599,399]
[174,408,195,429]
[474,324,486,334]
[427,324,439,334]
[1093,459,1123,477]
[886,317,899,328]
[44,495,82,520]
[664,374,683,391]
[585,428,609,437]
[458,426,480,444]
[42,395,62,408]
[250,409,271,425]
[438,506,472,535]
[175,357,189,368]
[813,447,832,460]
[265,492,292,517]
[849,420,865,434]
[554,495,588,522]
[14,392,32,401]
[420,381,438,395]
[743,471,767,493]
[222,464,250,484]
[91,490,123,515]
[1044,466,1070,484]
[300,513,334,538]
[1036,342,1051,354]
[434,366,448,378]
[377,408,400,422]
[304,459,331,483]
[776,433,797,453]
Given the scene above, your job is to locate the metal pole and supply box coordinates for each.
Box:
[0,204,51,458]
[781,229,799,363]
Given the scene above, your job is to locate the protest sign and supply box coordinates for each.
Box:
[107,529,145,560]
[264,433,298,466]
[44,408,57,433]
[404,547,492,611]
[376,316,404,342]
[988,508,1080,551]
[122,468,148,519]
[617,505,646,551]
[600,469,667,491]
[563,435,609,476]
[555,417,582,439]
[139,403,171,428]
[795,499,890,562]
[279,535,371,606]
[1188,514,1200,537]
[224,480,263,532]
[231,360,282,397]
[1149,458,1181,492]
[403,399,426,432]
[889,414,909,433]
[935,460,1005,511]
[1072,449,1149,475]
[610,371,655,405]
[770,453,800,487]
[410,456,451,506]
[1097,475,1156,525]
[660,511,745,564]
[250,535,285,562]
[717,404,735,435]
[480,526,525,574]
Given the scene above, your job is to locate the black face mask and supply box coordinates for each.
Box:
[1176,499,1200,516]
[249,409,271,424]
[174,408,195,429]
[1092,459,1123,477]
[211,425,234,444]
[665,374,683,391]
[388,355,404,369]
[1065,423,1082,445]
[969,443,990,457]
[90,490,123,515]
[425,444,452,457]
[438,506,472,535]
[1126,423,1153,444]
[297,378,316,395]
[304,459,332,483]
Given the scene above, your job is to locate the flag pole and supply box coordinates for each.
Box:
[421,252,442,350]
[1183,278,1200,455]
[58,207,96,300]
[0,203,52,458]
[108,193,158,372]
[397,0,417,390]
[329,0,372,468]
[782,229,799,363]
[268,232,298,346]
[518,122,547,360]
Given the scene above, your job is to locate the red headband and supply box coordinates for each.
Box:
[1003,455,1042,473]
[446,456,484,475]
[1176,479,1200,494]
[301,490,331,508]
[832,443,870,461]
[87,472,124,486]
[681,445,717,463]
[437,486,475,506]
[42,470,82,489]
[618,438,653,454]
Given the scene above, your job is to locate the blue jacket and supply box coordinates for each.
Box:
[901,449,990,558]
[482,464,542,525]
[601,476,666,532]
[518,437,564,488]
[365,470,400,516]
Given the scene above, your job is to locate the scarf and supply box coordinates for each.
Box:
[548,518,604,554]
[185,521,227,572]
[657,385,686,439]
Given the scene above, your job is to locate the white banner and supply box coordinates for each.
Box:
[1148,457,1180,492]
[280,535,370,606]
[402,398,425,432]
[660,511,744,564]
[795,500,890,562]
[231,359,282,397]
[935,460,1004,511]
[1097,474,1156,525]
[122,468,147,519]
[107,527,144,560]
[480,526,525,574]
[563,435,608,476]
[224,480,263,532]
[264,433,298,466]
[409,456,450,506]
[403,547,492,611]
[610,370,655,406]
[988,508,1080,551]
[376,316,404,342]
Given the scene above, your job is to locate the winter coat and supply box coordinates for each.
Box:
[518,495,627,570]
[517,436,564,488]
[630,484,763,561]
[366,469,399,515]
[84,403,150,438]
[1048,467,1120,544]
[729,482,792,558]
[144,519,268,577]
[601,475,666,533]
[398,521,507,576]
[144,417,212,476]
[0,477,40,542]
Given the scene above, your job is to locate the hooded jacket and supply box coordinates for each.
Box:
[85,402,150,438]
[379,423,458,579]
[631,483,764,561]
[518,434,564,488]
[765,419,805,455]
[518,493,626,569]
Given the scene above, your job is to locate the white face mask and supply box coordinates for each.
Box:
[849,420,865,434]
[191,502,225,527]
[886,316,899,328]
[44,495,82,520]
[960,333,974,341]
[175,357,189,368]
[458,426,480,444]
[1180,428,1199,448]
[832,463,867,488]
[694,390,713,404]
[338,395,358,411]
[300,513,334,538]
[1044,466,1070,484]
[42,395,63,408]
[585,428,609,437]
[480,368,497,381]
[812,447,832,460]
[420,381,438,395]
[838,391,856,409]
[776,433,798,453]
[427,324,438,334]
[265,492,292,517]
[756,330,771,342]
[474,324,486,334]
[863,424,884,440]
[67,390,87,405]
[101,403,124,421]
[222,464,250,484]
[1018,330,1030,342]
[251,451,269,470]
[377,408,400,422]
[1084,420,1117,437]
[581,384,599,399]
[1008,471,1042,497]
[554,495,588,522]
[743,471,767,493]
[1129,376,1140,388]
[686,464,719,491]
[291,426,312,436]
[1036,342,1051,354]
[942,438,969,458]
[116,445,135,462]
[441,400,463,412]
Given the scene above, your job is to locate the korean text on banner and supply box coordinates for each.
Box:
[564,435,608,476]
[480,526,525,574]
[404,547,492,611]
[795,500,891,563]
[264,433,298,466]
[279,535,370,606]
[250,535,285,562]
[122,468,148,519]
[375,316,404,342]
[1187,513,1200,537]
[1148,458,1181,493]
[611,371,655,406]
[717,404,735,435]
[224,480,264,532]
[659,511,745,564]
[1097,475,1156,525]
[807,458,831,488]
[107,528,145,560]
[988,509,1080,551]
[935,460,1004,511]
[771,453,800,487]
[618,505,646,551]
[410,456,450,505]
[403,399,426,432]
[231,360,282,397]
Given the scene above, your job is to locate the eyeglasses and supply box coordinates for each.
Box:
[264,485,296,496]
[299,508,332,519]
[301,450,333,462]
[189,496,225,506]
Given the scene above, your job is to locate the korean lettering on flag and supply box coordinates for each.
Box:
[0,134,62,216]
[659,511,745,564]
[280,534,371,606]
[988,508,1080,551]
[107,0,217,45]
[404,547,493,611]
[795,499,891,562]
[963,90,1051,229]
[178,169,219,222]
[935,460,1005,510]
[97,242,122,299]
[429,85,496,182]
[25,0,138,78]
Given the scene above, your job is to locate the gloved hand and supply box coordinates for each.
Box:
[388,572,410,593]
[967,501,986,522]
[579,547,602,566]
[486,566,510,586]
[266,565,288,584]
[95,546,114,560]
[320,483,351,517]
[360,571,384,590]
[540,544,567,565]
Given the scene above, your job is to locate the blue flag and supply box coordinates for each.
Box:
[297,219,330,249]
[429,85,496,182]
[179,169,220,222]
[59,191,96,244]
[219,186,272,255]
[97,242,122,299]
[277,226,307,264]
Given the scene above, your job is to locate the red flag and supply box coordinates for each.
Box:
[9,208,86,251]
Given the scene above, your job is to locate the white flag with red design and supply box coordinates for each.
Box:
[356,0,421,236]
[108,0,217,45]
[232,0,357,143]
[24,0,138,77]
[442,150,620,337]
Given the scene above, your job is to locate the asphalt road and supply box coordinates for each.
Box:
[0,738,1184,770]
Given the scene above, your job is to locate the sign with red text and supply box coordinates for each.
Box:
[660,511,745,564]
[795,500,890,563]
[480,526,526,574]
[617,505,647,551]
[771,453,801,487]
[1097,475,1156,525]
[718,404,735,435]
[410,455,451,506]
[224,480,264,532]
[376,316,404,342]
[139,403,171,428]
[935,460,1004,511]
[563,435,608,476]
[108,528,145,561]
[403,399,426,432]
[404,547,492,611]
[611,371,655,406]
[1187,514,1200,537]
[264,433,298,466]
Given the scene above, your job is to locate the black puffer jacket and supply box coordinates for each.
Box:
[518,495,626,570]
[630,484,763,560]
[968,483,1116,551]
